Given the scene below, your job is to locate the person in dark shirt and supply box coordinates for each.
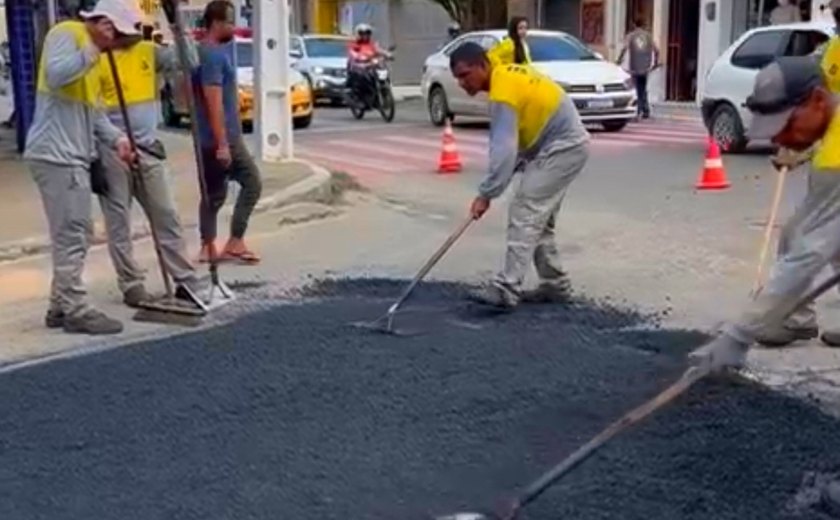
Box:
[616,18,660,119]
[195,0,262,265]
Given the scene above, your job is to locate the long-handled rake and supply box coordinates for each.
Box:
[435,267,840,520]
[352,215,475,336]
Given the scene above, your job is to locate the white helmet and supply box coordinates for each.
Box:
[355,23,373,36]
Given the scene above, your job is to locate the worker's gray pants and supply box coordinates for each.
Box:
[98,144,198,293]
[495,142,589,292]
[29,160,94,318]
[773,170,840,329]
[728,170,840,343]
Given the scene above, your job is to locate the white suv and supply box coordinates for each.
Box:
[701,21,833,153]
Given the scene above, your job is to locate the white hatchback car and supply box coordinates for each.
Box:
[421,29,637,132]
[701,21,833,153]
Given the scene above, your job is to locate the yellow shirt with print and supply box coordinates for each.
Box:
[486,37,532,67]
[820,36,840,94]
[813,103,840,171]
[488,63,563,151]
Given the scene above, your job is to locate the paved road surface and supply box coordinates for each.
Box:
[2,102,840,519]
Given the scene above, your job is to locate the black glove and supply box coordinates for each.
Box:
[90,160,109,196]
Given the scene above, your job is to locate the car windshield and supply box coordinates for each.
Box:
[304,38,350,57]
[526,34,599,61]
[236,41,253,67]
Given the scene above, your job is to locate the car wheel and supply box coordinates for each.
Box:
[161,87,180,127]
[428,85,451,127]
[294,113,313,129]
[602,120,628,132]
[710,103,747,153]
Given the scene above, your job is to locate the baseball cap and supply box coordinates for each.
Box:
[79,0,143,36]
[745,56,824,140]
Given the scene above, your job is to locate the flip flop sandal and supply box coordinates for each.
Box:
[221,249,261,265]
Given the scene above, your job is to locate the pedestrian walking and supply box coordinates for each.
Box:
[194,0,263,265]
[616,18,660,120]
[23,0,136,334]
[94,12,204,308]
[449,42,590,309]
[486,16,531,67]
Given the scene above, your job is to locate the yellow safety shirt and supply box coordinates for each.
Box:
[36,20,101,106]
[486,37,532,67]
[488,63,562,151]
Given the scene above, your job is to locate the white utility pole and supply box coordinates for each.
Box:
[254,0,293,161]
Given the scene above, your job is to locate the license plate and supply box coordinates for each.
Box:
[587,99,613,109]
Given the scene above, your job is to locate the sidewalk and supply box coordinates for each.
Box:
[0,126,333,263]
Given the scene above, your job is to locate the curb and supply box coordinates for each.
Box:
[0,160,334,265]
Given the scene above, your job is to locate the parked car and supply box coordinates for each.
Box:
[421,29,637,131]
[701,21,832,153]
[290,34,353,105]
[161,36,314,131]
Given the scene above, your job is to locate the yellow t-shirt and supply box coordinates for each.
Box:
[486,37,532,67]
[820,36,840,94]
[813,105,840,171]
[488,63,563,150]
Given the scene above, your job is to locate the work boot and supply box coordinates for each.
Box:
[63,309,123,335]
[521,278,572,304]
[45,308,65,329]
[819,330,840,348]
[754,325,818,348]
[467,282,519,310]
[821,480,840,516]
[123,285,150,308]
[688,333,750,373]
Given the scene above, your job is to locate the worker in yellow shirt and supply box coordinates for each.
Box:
[818,0,840,93]
[691,56,840,367]
[690,56,840,513]
[449,41,590,309]
[94,20,205,310]
[486,16,531,67]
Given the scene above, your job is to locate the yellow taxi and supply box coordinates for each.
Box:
[161,35,313,130]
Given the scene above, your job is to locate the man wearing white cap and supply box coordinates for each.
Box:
[24,0,138,335]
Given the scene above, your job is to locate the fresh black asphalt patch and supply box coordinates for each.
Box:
[0,278,838,520]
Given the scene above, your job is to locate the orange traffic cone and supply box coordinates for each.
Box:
[696,136,730,190]
[437,119,462,174]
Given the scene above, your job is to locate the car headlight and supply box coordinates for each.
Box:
[311,66,324,75]
[291,80,309,94]
[623,77,634,90]
[557,81,571,90]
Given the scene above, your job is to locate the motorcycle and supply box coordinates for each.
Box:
[346,53,396,123]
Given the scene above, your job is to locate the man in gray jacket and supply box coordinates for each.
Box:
[24,0,137,334]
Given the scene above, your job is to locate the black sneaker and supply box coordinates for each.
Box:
[755,326,818,348]
[819,330,840,348]
[45,309,65,329]
[63,309,123,335]
[123,285,150,308]
[467,283,519,310]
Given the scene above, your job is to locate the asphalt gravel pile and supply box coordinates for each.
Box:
[1,278,839,520]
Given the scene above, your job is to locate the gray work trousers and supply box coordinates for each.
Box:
[98,144,198,293]
[29,160,94,318]
[728,170,840,343]
[495,142,589,292]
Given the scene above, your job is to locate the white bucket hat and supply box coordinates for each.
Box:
[80,0,143,36]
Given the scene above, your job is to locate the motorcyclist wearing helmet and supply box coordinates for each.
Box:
[347,23,391,96]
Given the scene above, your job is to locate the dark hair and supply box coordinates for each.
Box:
[449,41,489,71]
[833,7,840,26]
[508,16,528,64]
[202,0,233,29]
[634,17,646,28]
